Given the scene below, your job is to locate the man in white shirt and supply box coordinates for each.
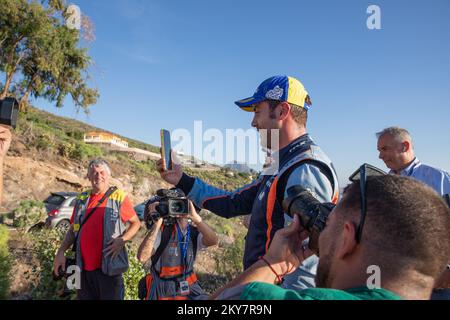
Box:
[377,126,450,299]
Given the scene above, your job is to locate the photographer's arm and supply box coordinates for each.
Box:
[0,127,12,205]
[188,202,218,247]
[210,215,312,299]
[157,155,260,218]
[137,218,163,264]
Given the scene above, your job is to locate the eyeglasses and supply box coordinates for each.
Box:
[348,164,386,243]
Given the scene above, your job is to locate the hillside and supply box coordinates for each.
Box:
[2,106,254,212]
[1,106,252,299]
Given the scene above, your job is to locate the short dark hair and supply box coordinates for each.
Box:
[338,175,450,278]
[267,98,309,128]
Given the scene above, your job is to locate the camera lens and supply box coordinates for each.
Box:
[282,185,334,255]
[170,200,185,213]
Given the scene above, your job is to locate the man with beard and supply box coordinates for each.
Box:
[212,175,450,300]
[156,75,339,290]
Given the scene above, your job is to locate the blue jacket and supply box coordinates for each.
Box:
[176,134,339,269]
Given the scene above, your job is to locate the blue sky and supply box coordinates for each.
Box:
[33,0,450,186]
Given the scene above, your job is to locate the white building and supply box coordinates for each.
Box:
[84,131,129,149]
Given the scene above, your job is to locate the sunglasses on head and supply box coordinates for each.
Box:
[348,164,386,243]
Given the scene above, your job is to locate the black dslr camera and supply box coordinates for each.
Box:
[145,188,189,229]
[0,97,19,129]
[282,185,335,255]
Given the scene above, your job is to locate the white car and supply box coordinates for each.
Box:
[44,192,78,231]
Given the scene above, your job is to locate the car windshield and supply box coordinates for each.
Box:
[44,194,65,206]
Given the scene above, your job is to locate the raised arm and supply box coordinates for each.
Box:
[156,154,261,219]
[187,201,218,247]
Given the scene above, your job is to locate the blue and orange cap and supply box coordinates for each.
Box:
[235,75,311,112]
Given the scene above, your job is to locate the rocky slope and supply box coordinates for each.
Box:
[1,106,249,299]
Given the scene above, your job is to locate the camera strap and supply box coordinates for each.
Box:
[72,186,117,252]
[176,223,190,277]
[151,224,199,270]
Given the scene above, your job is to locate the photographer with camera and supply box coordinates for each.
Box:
[53,159,141,300]
[137,189,218,300]
[212,174,450,300]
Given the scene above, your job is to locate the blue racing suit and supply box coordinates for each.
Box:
[176,134,339,289]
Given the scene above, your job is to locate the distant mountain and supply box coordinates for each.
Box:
[224,161,256,174]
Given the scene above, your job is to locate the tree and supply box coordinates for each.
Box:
[0,0,98,112]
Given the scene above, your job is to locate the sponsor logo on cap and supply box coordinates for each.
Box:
[265,86,284,100]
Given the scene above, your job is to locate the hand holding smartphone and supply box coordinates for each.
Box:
[160,129,172,171]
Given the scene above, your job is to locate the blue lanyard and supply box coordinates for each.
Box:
[176,223,190,268]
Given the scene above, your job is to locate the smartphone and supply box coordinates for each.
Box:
[160,129,172,171]
[0,97,19,129]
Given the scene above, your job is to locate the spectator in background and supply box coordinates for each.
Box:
[53,159,141,300]
[377,126,450,300]
[377,126,449,195]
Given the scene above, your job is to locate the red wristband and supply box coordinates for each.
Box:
[259,256,283,284]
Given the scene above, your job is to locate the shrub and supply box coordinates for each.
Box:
[123,246,146,300]
[58,141,77,158]
[28,228,146,300]
[69,142,103,161]
[9,200,47,230]
[29,228,73,300]
[214,232,245,281]
[0,225,12,299]
[203,213,240,238]
[66,130,84,140]
[36,132,56,151]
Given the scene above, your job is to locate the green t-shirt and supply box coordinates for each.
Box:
[241,282,402,300]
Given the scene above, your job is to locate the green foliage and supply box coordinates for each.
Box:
[0,0,98,111]
[0,225,12,299]
[9,200,47,230]
[68,142,103,161]
[27,229,146,300]
[185,167,251,191]
[203,213,236,237]
[123,245,145,300]
[58,141,76,158]
[28,228,75,300]
[36,132,56,151]
[214,232,245,281]
[134,159,159,178]
[66,130,84,140]
[127,140,160,154]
